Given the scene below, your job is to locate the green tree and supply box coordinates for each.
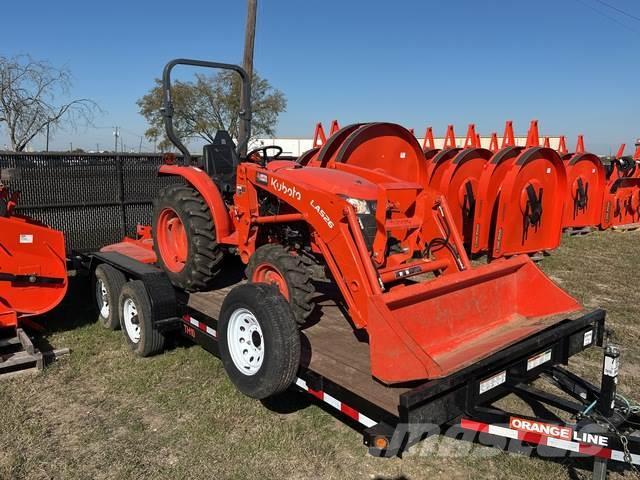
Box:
[137,71,286,151]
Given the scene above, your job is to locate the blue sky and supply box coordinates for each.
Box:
[2,0,639,154]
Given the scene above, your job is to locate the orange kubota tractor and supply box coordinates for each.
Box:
[105,59,589,385]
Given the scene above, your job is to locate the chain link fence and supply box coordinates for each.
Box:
[0,152,182,252]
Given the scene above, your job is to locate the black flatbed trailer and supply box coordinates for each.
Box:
[90,251,640,479]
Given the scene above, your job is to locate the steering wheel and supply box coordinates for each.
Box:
[246,146,283,165]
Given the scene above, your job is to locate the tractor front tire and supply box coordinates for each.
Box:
[94,263,127,330]
[245,244,315,325]
[152,184,224,291]
[218,283,300,399]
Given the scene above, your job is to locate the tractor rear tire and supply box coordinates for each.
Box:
[118,280,166,357]
[245,244,315,325]
[218,283,300,399]
[94,263,127,330]
[152,184,224,291]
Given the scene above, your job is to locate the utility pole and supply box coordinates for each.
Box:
[113,126,120,153]
[139,136,143,153]
[46,124,50,152]
[238,0,257,158]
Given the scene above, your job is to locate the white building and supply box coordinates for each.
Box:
[250,136,563,157]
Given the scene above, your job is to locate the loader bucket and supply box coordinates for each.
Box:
[426,148,493,248]
[0,214,67,328]
[562,152,606,229]
[366,255,582,384]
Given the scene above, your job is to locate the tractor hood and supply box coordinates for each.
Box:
[267,163,378,200]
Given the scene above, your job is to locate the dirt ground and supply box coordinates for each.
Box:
[0,230,639,480]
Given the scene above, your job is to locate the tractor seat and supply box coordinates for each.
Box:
[202,130,238,195]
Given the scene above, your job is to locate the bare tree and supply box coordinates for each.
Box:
[0,55,99,151]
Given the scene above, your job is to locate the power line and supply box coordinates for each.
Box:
[594,0,640,23]
[573,0,640,35]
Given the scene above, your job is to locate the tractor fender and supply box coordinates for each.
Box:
[158,164,232,240]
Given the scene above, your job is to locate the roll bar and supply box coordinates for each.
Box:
[161,58,252,164]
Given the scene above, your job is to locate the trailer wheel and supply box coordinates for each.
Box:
[245,244,315,325]
[118,280,165,357]
[152,184,224,291]
[94,264,127,330]
[219,283,300,399]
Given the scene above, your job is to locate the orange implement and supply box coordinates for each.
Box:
[0,212,67,328]
[472,122,567,259]
[562,151,606,230]
[425,145,493,248]
[601,157,640,229]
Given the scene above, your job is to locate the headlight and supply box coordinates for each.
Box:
[343,197,371,215]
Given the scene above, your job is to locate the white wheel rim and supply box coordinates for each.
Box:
[123,297,141,343]
[96,279,109,318]
[227,308,264,376]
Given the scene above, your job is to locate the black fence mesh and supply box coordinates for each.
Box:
[0,152,182,252]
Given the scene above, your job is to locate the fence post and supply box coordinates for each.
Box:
[115,154,127,238]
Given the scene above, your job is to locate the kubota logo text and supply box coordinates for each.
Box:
[271,178,301,201]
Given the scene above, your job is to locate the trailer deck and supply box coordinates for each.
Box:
[91,250,640,478]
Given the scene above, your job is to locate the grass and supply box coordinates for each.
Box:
[0,230,639,479]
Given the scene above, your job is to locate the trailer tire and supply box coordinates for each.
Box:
[245,244,315,325]
[219,283,300,399]
[94,263,127,330]
[118,280,165,357]
[152,184,224,291]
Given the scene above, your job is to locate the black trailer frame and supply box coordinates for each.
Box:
[90,251,640,479]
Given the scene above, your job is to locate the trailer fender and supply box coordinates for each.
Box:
[158,164,232,240]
